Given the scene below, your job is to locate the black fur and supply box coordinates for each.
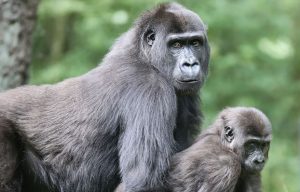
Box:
[0,3,209,192]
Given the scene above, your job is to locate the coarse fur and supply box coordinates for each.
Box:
[167,107,272,192]
[0,3,210,192]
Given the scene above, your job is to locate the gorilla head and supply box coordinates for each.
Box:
[136,3,210,93]
[220,107,272,172]
[167,107,272,192]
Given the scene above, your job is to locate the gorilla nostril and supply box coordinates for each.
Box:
[191,62,199,67]
[182,63,191,67]
[182,62,199,67]
[254,158,265,164]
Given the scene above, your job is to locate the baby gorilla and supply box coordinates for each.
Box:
[167,107,272,192]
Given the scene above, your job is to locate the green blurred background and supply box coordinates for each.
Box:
[30,0,300,191]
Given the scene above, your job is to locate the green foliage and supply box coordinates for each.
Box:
[30,0,300,191]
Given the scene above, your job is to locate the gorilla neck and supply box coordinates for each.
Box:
[175,94,201,149]
[235,171,261,192]
[176,89,199,96]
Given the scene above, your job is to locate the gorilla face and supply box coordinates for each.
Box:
[141,3,210,94]
[243,140,270,172]
[220,107,272,173]
[168,31,208,93]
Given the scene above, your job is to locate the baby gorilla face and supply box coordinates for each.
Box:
[220,107,272,173]
[243,140,270,172]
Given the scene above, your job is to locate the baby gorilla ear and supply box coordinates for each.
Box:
[145,29,155,46]
[224,126,234,143]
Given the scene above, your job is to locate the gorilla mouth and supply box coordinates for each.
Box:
[177,79,199,83]
[244,162,264,172]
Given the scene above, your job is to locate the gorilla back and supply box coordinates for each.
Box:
[0,3,210,192]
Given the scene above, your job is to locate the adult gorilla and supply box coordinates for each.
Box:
[0,3,210,192]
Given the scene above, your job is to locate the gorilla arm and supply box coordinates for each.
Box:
[168,136,241,192]
[118,80,177,191]
[197,150,241,192]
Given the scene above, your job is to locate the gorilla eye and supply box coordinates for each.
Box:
[245,142,257,152]
[192,40,201,47]
[261,142,270,152]
[249,143,256,149]
[172,41,182,48]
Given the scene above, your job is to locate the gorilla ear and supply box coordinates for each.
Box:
[145,30,155,46]
[224,126,234,143]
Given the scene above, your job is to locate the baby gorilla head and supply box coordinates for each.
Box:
[167,107,272,192]
[219,107,272,173]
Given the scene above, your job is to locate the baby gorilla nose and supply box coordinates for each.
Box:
[253,157,265,165]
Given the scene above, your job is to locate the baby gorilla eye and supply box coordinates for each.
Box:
[261,142,270,153]
[249,143,256,149]
[172,41,182,48]
[245,142,258,153]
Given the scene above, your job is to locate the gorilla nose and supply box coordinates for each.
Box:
[182,62,199,68]
[180,61,200,78]
[254,157,265,165]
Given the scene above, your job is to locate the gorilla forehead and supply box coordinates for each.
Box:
[163,3,206,32]
[222,107,272,138]
[235,108,272,138]
[139,3,206,33]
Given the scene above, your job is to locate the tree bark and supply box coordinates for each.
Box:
[0,0,39,91]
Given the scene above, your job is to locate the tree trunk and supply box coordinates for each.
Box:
[291,2,300,150]
[0,0,39,91]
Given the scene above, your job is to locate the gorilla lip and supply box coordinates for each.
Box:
[176,79,199,83]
